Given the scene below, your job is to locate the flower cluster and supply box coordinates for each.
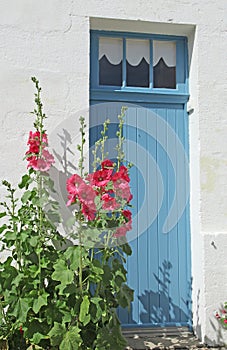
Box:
[216,303,227,328]
[26,131,54,171]
[66,159,133,238]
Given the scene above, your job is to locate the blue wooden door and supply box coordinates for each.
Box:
[90,29,191,328]
[89,101,191,328]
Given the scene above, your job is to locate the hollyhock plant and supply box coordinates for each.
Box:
[66,113,133,244]
[26,130,54,171]
[216,303,227,329]
[0,80,133,350]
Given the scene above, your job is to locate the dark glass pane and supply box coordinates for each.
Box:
[153,58,176,89]
[126,58,149,87]
[126,39,150,88]
[99,56,122,86]
[99,37,123,86]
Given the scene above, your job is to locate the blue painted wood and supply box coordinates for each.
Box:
[89,102,191,328]
[90,30,188,94]
[90,30,190,329]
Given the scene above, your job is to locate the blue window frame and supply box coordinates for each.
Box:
[90,30,189,104]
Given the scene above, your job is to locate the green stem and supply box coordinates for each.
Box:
[10,187,22,271]
[37,172,43,295]
[78,225,83,294]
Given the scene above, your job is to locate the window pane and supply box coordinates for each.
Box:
[153,41,176,89]
[126,39,150,88]
[99,37,123,86]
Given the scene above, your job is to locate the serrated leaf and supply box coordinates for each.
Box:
[59,326,81,350]
[31,332,48,344]
[79,295,90,324]
[29,236,38,247]
[18,174,31,189]
[116,284,134,309]
[11,297,30,323]
[4,231,17,241]
[21,190,32,203]
[0,224,7,234]
[48,322,66,347]
[64,246,80,271]
[33,292,49,314]
[52,260,74,285]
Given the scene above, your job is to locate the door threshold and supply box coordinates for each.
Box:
[122,326,192,337]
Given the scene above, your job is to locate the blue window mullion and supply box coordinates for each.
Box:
[122,37,126,88]
[149,39,153,89]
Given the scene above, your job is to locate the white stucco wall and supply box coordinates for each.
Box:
[0,0,226,345]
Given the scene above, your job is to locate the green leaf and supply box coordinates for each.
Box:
[33,292,49,314]
[31,332,48,344]
[48,322,66,347]
[4,230,17,241]
[79,295,90,325]
[11,297,30,323]
[18,174,31,189]
[60,326,81,350]
[64,246,80,271]
[52,259,74,285]
[21,190,32,203]
[116,284,134,309]
[0,212,6,219]
[29,235,38,247]
[0,224,7,234]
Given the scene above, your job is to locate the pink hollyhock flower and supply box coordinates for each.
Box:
[27,131,48,153]
[122,209,132,221]
[112,165,130,183]
[66,194,77,206]
[82,203,96,221]
[114,220,132,238]
[27,149,55,171]
[113,179,132,203]
[77,183,96,210]
[66,174,84,195]
[101,159,114,169]
[88,168,112,187]
[102,193,120,210]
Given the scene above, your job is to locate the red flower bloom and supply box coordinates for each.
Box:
[101,159,114,170]
[27,131,48,154]
[82,203,96,221]
[113,179,132,203]
[27,149,54,171]
[102,193,120,210]
[77,183,96,210]
[114,220,132,238]
[122,209,132,221]
[67,174,84,195]
[89,168,112,187]
[19,325,23,335]
[66,194,77,206]
[224,319,227,324]
[112,165,130,183]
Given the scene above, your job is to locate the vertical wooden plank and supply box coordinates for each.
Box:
[176,107,189,323]
[167,107,180,323]
[124,106,140,325]
[157,107,169,324]
[136,107,149,324]
[146,107,159,325]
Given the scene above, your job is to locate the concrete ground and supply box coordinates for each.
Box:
[123,328,227,350]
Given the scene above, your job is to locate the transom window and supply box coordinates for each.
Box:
[99,37,176,89]
[90,30,188,100]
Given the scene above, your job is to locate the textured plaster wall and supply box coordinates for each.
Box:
[0,0,226,345]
